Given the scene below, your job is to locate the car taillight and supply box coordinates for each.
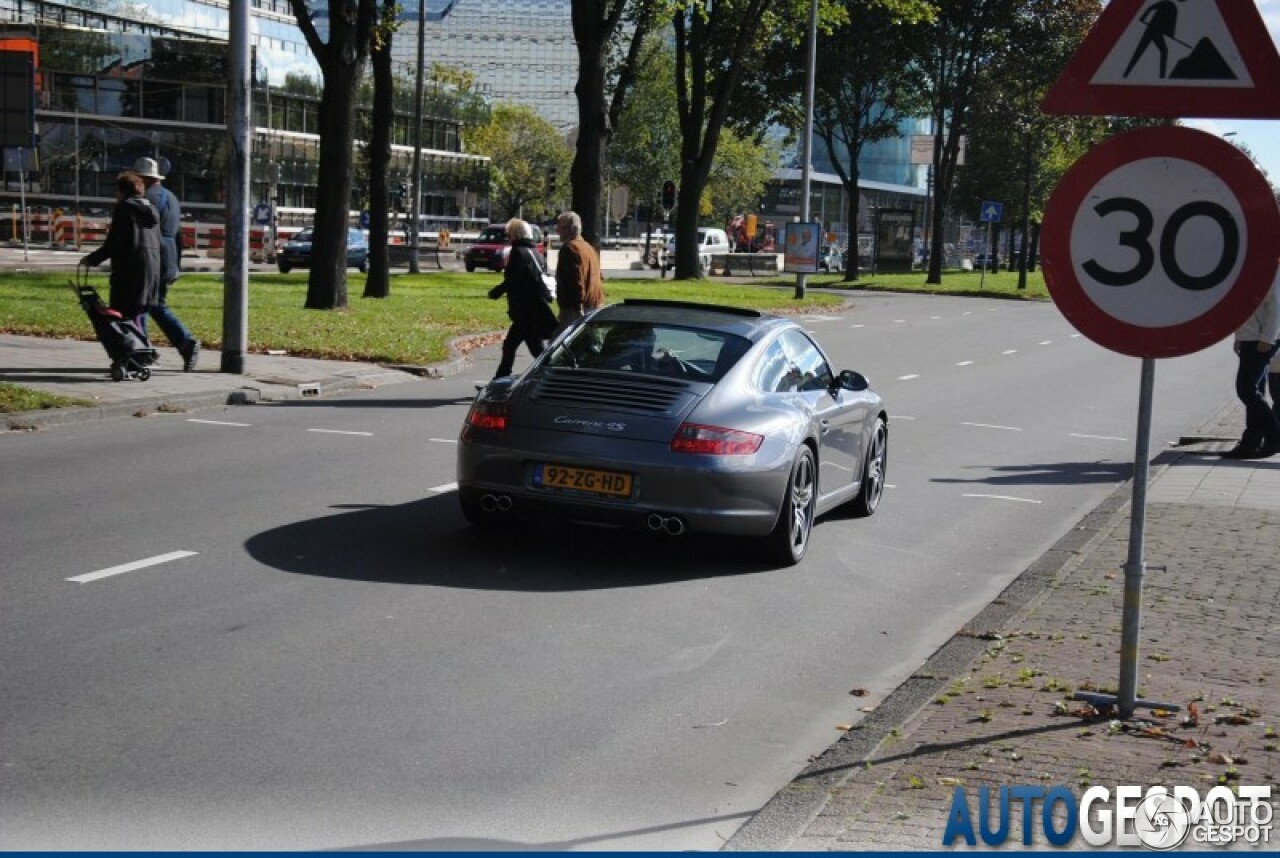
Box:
[466,401,509,431]
[671,423,763,455]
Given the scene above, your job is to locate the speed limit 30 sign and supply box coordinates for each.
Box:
[1041,126,1280,359]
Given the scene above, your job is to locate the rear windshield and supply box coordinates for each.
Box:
[546,319,751,383]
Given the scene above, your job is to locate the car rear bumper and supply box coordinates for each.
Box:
[457,434,788,536]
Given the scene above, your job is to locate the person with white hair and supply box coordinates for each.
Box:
[553,210,603,334]
[134,156,200,372]
[487,218,557,378]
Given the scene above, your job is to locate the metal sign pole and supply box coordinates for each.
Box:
[1117,357,1154,718]
[1074,357,1178,718]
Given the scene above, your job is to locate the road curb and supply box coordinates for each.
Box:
[723,447,1187,851]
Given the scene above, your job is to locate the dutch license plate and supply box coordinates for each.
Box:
[534,464,633,498]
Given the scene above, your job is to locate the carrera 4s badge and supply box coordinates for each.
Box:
[554,416,627,432]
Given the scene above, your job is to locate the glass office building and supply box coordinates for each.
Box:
[396,0,578,130]
[0,0,490,231]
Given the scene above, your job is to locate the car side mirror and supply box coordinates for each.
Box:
[836,369,869,392]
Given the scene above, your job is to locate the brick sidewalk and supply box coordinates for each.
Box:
[731,405,1280,850]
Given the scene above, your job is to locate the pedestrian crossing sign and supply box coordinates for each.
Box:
[1042,0,1280,119]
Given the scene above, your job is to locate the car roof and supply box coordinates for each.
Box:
[593,299,790,340]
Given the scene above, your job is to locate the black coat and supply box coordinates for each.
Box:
[490,239,556,337]
[84,195,161,315]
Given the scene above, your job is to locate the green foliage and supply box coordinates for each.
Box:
[610,36,682,212]
[466,104,572,221]
[706,130,780,222]
[610,36,777,224]
[953,0,1105,229]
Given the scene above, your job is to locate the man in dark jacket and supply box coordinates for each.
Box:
[135,156,200,371]
[488,217,557,378]
[82,171,161,321]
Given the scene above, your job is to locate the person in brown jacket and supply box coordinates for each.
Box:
[553,210,603,334]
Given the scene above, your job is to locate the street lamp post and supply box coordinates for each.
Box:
[408,1,457,274]
[795,0,818,299]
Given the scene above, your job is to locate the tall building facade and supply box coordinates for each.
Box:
[0,0,490,233]
[397,0,578,130]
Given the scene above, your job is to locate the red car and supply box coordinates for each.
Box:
[464,223,546,272]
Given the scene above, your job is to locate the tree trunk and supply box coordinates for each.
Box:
[673,157,708,279]
[843,167,861,282]
[364,19,394,298]
[305,53,362,308]
[571,27,608,249]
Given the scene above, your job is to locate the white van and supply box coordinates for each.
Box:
[665,227,732,273]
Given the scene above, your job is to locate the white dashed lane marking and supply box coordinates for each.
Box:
[960,422,1022,432]
[307,428,374,437]
[963,494,1042,504]
[1070,433,1128,442]
[897,374,920,381]
[188,419,251,427]
[429,438,459,444]
[68,550,198,584]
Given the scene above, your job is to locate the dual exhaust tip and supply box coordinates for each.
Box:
[480,494,685,536]
[647,513,686,536]
[479,493,513,513]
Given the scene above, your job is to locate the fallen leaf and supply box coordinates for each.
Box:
[835,723,855,732]
[1217,714,1253,725]
[938,777,964,786]
[1207,752,1234,765]
[849,688,868,697]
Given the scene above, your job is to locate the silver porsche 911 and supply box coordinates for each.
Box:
[456,299,887,565]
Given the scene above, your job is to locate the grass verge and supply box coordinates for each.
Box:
[0,382,95,414]
[1,269,858,366]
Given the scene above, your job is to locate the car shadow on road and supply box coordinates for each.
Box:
[244,493,781,591]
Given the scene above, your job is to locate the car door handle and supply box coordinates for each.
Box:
[820,419,831,434]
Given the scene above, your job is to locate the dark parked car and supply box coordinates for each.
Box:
[463,223,545,272]
[456,299,888,566]
[277,227,369,274]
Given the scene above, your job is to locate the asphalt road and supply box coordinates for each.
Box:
[0,292,1233,850]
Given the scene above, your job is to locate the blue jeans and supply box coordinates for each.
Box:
[1234,341,1280,449]
[143,281,193,350]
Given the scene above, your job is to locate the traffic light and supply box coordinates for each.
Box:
[661,179,676,211]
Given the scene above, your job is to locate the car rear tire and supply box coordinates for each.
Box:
[766,446,816,566]
[851,418,887,518]
[358,258,368,274]
[465,261,476,272]
[277,262,291,273]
